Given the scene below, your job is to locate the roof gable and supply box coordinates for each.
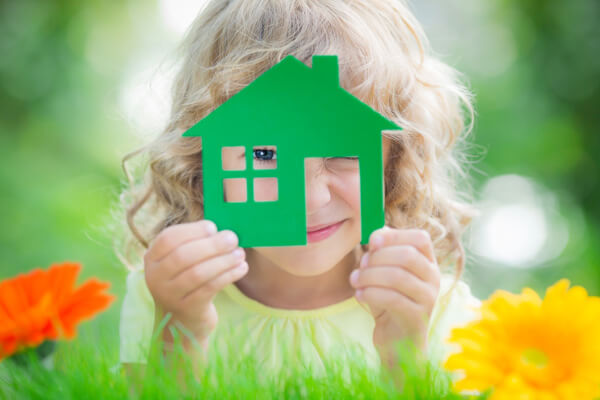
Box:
[183,55,401,141]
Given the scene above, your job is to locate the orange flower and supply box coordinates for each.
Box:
[0,262,115,361]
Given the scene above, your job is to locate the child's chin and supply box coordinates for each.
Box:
[282,262,339,277]
[288,251,350,275]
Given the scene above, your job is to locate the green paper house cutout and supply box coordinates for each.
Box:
[183,55,402,247]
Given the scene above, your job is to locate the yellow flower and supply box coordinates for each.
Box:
[443,279,600,400]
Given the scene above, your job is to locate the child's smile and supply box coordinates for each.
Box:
[306,219,347,243]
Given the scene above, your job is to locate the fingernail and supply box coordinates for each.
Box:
[371,235,383,249]
[224,232,237,246]
[356,289,363,300]
[350,269,359,285]
[233,248,245,259]
[205,221,217,235]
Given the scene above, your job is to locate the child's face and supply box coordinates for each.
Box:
[221,138,392,276]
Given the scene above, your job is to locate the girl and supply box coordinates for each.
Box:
[116,0,482,386]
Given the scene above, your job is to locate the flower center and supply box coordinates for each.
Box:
[521,347,548,368]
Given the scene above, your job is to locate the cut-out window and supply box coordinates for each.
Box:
[253,177,278,202]
[222,146,246,171]
[223,178,247,202]
[253,145,277,170]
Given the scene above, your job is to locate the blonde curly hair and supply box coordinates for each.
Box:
[114,0,481,289]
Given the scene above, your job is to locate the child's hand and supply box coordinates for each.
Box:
[349,226,440,368]
[143,220,247,342]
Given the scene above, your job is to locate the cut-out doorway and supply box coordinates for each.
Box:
[303,157,361,242]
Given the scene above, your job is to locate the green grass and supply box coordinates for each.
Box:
[0,317,490,399]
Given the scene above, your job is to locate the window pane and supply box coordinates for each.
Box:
[224,178,247,202]
[253,145,277,170]
[253,177,278,202]
[222,146,246,171]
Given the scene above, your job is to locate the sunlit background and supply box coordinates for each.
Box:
[1,0,598,344]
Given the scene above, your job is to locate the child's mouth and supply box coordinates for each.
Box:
[306,220,345,243]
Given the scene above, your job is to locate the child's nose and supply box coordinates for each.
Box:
[304,158,331,214]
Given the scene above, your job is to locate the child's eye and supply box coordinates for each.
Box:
[254,148,277,162]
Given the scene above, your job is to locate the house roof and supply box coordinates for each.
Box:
[183,54,401,147]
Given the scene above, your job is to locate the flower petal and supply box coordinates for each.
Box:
[58,280,115,338]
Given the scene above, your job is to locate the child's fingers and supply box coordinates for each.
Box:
[350,265,437,311]
[360,286,425,322]
[172,248,246,301]
[146,220,218,263]
[159,230,240,281]
[365,245,437,284]
[368,227,435,264]
[180,260,249,307]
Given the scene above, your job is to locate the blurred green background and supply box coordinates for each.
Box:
[0,0,598,351]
